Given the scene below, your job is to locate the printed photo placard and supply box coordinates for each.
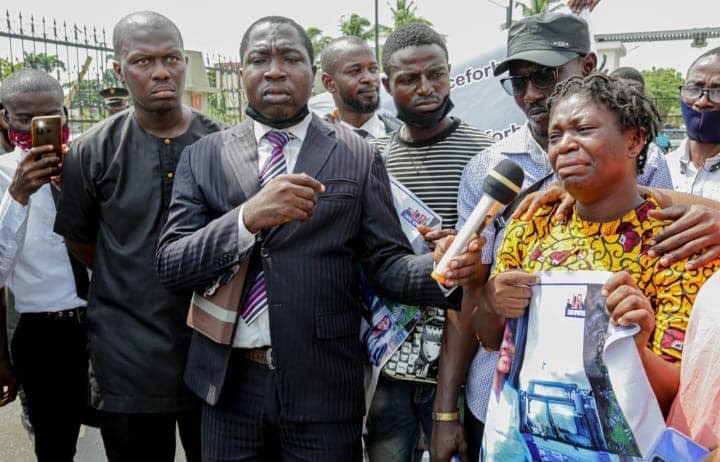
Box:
[482,271,668,462]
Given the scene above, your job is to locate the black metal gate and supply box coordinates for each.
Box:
[0,10,244,135]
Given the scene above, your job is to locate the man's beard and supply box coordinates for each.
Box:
[340,86,380,114]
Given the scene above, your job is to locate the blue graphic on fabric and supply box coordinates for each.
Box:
[520,381,607,451]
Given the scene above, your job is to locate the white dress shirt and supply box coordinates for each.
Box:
[340,113,387,140]
[233,114,313,348]
[0,147,85,313]
[667,139,720,200]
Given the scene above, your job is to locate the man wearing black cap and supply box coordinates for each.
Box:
[99,87,130,115]
[431,12,673,462]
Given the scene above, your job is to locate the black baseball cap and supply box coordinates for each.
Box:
[494,12,591,76]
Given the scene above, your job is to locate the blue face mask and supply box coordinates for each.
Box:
[680,99,720,144]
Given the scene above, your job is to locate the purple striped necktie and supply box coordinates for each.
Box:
[241,131,290,325]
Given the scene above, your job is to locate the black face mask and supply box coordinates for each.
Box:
[245,104,310,129]
[395,96,454,129]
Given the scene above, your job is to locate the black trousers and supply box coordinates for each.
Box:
[464,401,485,461]
[99,408,202,462]
[10,310,90,462]
[202,354,363,462]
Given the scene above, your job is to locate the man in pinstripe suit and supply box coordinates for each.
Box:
[155,16,479,462]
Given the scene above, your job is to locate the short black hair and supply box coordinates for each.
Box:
[687,46,720,76]
[240,16,313,65]
[321,36,373,75]
[113,11,184,58]
[0,68,64,108]
[547,73,660,173]
[382,23,448,77]
[610,66,645,92]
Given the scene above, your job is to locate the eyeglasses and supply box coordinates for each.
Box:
[500,67,558,96]
[679,85,720,104]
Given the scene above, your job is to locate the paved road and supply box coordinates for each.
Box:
[0,400,187,461]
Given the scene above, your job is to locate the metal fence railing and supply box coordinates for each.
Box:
[0,10,245,134]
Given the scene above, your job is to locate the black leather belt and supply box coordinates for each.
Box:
[22,306,86,323]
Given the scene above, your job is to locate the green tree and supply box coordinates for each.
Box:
[0,53,66,79]
[339,13,376,41]
[20,52,66,73]
[515,0,564,16]
[388,0,433,27]
[642,67,684,127]
[307,27,333,64]
[0,58,14,79]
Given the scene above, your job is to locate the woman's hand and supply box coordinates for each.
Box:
[603,272,655,349]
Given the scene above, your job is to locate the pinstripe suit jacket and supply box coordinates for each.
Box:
[155,114,452,422]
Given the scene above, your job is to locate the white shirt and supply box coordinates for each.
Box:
[667,139,720,200]
[0,148,85,313]
[233,114,312,348]
[340,113,387,140]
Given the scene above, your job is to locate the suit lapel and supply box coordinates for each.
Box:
[292,114,337,180]
[224,119,259,202]
[265,115,338,243]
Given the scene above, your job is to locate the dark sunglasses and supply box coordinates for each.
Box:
[500,67,558,97]
[679,85,720,105]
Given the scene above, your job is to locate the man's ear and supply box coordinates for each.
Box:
[112,60,125,84]
[382,74,392,95]
[582,52,598,76]
[311,64,318,80]
[321,72,336,93]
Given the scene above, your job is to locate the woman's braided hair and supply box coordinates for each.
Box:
[546,72,661,173]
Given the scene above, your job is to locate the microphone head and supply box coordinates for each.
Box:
[482,159,525,205]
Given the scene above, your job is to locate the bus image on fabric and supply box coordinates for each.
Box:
[519,380,609,460]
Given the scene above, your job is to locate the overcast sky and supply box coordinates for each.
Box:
[5,0,720,74]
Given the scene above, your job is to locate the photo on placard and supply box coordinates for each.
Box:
[482,273,656,462]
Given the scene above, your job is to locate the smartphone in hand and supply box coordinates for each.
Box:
[31,115,62,161]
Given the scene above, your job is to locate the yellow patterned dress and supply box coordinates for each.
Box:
[493,198,720,362]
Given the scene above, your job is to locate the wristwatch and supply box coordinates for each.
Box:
[432,410,460,422]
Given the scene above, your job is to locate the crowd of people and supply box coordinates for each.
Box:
[0,2,718,462]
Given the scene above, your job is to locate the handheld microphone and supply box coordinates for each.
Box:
[431,158,524,285]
